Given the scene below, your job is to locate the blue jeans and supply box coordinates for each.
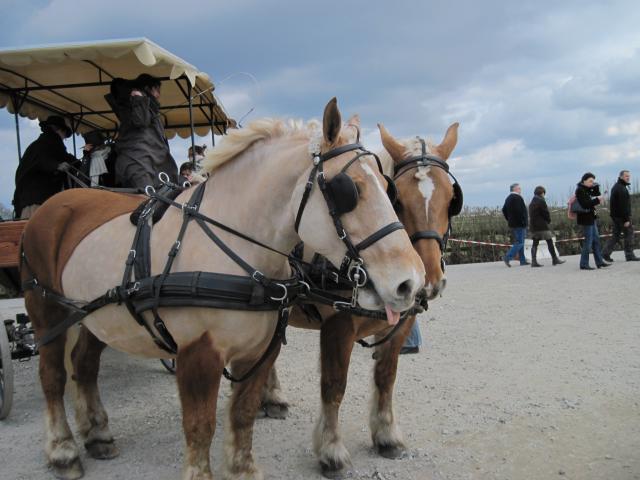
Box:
[505,227,527,264]
[580,223,604,268]
[403,319,422,348]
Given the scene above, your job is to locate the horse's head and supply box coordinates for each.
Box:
[377,122,461,300]
[295,98,425,318]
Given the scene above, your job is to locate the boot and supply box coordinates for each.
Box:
[531,246,543,267]
[549,241,565,265]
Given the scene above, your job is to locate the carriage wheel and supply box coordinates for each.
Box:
[160,358,176,374]
[0,321,14,420]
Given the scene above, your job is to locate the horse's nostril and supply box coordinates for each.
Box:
[396,279,413,298]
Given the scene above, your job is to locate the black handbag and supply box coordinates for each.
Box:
[570,198,591,214]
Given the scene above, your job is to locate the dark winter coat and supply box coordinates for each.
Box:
[502,193,528,228]
[575,183,601,226]
[12,130,76,217]
[105,91,177,187]
[528,195,551,232]
[609,178,631,222]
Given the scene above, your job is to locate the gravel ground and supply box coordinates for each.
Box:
[1,252,639,480]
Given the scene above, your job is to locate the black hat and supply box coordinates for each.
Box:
[40,115,72,138]
[82,130,106,146]
[135,73,162,90]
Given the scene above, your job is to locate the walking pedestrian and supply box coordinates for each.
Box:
[602,170,639,262]
[528,186,565,267]
[575,173,610,270]
[502,183,529,267]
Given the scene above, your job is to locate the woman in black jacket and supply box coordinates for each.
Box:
[528,186,565,267]
[575,172,609,270]
[105,74,177,189]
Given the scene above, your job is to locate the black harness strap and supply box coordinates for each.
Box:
[355,221,404,252]
[222,306,290,382]
[356,314,409,349]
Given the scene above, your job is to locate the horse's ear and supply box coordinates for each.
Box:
[323,97,342,145]
[436,122,459,160]
[378,123,406,162]
[345,114,361,142]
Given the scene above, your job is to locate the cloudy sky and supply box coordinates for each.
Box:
[1,0,639,211]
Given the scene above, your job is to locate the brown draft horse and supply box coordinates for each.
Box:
[21,99,427,480]
[260,122,460,477]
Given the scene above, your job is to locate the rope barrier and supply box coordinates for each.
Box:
[448,230,639,248]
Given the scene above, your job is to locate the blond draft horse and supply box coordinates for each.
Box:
[260,122,460,478]
[21,99,427,480]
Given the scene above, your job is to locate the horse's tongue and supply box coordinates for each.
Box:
[385,304,400,326]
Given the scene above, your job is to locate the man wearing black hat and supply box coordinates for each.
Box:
[12,115,77,219]
[105,74,178,189]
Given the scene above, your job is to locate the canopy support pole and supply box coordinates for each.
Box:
[11,92,27,161]
[187,81,196,163]
[214,104,216,148]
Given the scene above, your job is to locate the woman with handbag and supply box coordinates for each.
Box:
[575,173,610,270]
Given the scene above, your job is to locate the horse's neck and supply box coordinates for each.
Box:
[168,139,308,278]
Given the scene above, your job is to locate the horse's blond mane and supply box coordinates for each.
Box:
[200,118,320,173]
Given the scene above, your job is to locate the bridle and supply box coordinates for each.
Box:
[295,142,403,304]
[393,137,463,271]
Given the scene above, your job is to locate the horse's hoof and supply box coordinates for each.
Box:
[320,460,349,479]
[376,443,406,459]
[50,457,84,480]
[262,402,289,419]
[85,439,120,460]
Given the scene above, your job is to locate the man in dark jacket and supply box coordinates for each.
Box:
[105,74,178,189]
[575,172,609,270]
[602,170,639,261]
[12,115,76,219]
[501,183,529,267]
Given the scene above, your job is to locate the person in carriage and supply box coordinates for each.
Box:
[12,115,76,219]
[105,74,178,190]
[77,130,116,187]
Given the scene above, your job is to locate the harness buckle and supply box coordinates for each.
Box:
[252,270,265,284]
[269,283,288,303]
[182,202,198,215]
[338,229,347,240]
[126,282,140,296]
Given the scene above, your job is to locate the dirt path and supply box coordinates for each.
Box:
[1,252,639,480]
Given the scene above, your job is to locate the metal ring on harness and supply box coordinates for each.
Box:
[347,263,367,287]
[159,172,170,185]
[269,283,288,302]
[145,185,156,196]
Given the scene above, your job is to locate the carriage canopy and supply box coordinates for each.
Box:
[0,38,235,140]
